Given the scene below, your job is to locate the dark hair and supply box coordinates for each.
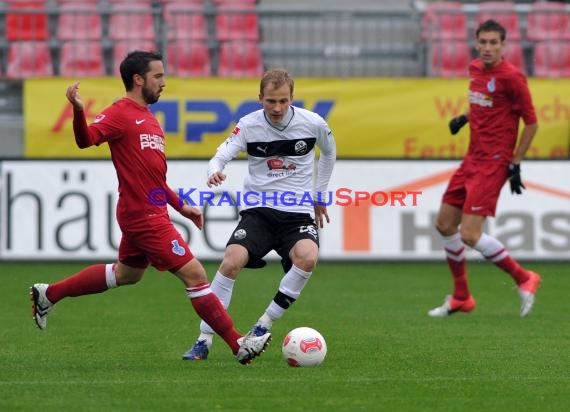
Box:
[476,19,506,42]
[260,68,294,96]
[119,50,162,91]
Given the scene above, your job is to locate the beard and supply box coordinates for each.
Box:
[142,84,159,105]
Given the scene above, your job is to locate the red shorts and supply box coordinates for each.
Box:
[442,160,508,217]
[118,215,194,272]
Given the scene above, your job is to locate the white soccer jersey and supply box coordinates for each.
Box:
[208,106,336,216]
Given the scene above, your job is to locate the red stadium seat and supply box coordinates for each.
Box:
[5,0,49,41]
[167,41,211,77]
[7,41,53,78]
[218,41,263,78]
[163,2,208,40]
[108,3,156,40]
[502,41,525,73]
[215,1,260,41]
[57,3,103,41]
[113,40,158,75]
[475,1,521,40]
[527,1,570,41]
[533,42,570,78]
[430,41,471,77]
[60,41,106,77]
[422,1,467,40]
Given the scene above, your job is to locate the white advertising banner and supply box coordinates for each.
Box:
[1,160,568,260]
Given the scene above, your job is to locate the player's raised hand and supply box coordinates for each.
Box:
[207,171,226,188]
[180,204,204,230]
[66,82,84,111]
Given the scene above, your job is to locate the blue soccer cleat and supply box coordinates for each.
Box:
[182,339,210,360]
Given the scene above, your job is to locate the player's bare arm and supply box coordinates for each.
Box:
[207,171,226,188]
[179,204,204,230]
[65,81,84,111]
[512,123,538,164]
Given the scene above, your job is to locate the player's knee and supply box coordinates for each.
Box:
[292,254,317,272]
[459,229,478,247]
[435,219,455,236]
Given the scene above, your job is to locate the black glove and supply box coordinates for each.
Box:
[508,163,526,195]
[449,114,468,135]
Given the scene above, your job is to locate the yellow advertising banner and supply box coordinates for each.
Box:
[25,78,570,158]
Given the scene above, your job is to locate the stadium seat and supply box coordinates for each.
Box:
[167,41,211,77]
[107,0,153,4]
[430,41,471,77]
[163,2,208,40]
[5,0,49,41]
[533,41,570,78]
[6,41,53,78]
[475,1,521,40]
[113,40,158,75]
[422,1,467,40]
[108,3,156,40]
[502,41,525,73]
[56,3,103,41]
[218,41,264,78]
[527,1,570,41]
[59,41,106,77]
[215,1,260,41]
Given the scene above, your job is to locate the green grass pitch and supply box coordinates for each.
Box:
[0,261,568,412]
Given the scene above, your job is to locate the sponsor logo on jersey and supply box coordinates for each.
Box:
[266,158,297,177]
[94,114,105,123]
[171,240,186,256]
[140,134,165,152]
[135,119,146,125]
[468,91,493,108]
[232,126,240,135]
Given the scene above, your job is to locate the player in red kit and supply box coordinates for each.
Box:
[29,50,271,364]
[428,20,541,318]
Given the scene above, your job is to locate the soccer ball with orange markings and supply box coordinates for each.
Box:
[282,327,327,367]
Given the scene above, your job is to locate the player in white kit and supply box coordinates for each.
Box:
[183,68,336,360]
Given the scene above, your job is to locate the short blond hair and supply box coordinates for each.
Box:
[260,68,294,95]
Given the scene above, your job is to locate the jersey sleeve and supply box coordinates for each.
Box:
[510,72,537,125]
[207,123,247,178]
[314,119,336,199]
[89,105,125,144]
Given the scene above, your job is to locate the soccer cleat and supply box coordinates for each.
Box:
[30,283,54,330]
[236,332,272,365]
[518,271,541,317]
[182,339,210,360]
[250,323,268,337]
[428,295,476,317]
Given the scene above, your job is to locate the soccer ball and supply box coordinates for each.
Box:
[282,327,327,367]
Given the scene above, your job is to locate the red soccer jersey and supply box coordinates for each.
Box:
[88,98,177,224]
[466,58,537,163]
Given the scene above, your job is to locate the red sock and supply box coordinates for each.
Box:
[46,264,108,304]
[188,285,242,354]
[493,255,529,285]
[445,247,470,300]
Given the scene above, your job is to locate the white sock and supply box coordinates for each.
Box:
[441,233,466,261]
[473,233,508,261]
[199,271,235,335]
[264,265,312,323]
[105,263,117,289]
